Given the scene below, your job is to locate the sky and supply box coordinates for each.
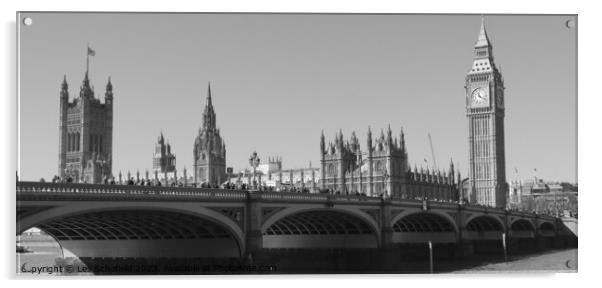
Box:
[17,13,577,183]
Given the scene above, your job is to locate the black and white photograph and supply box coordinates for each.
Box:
[12,9,580,277]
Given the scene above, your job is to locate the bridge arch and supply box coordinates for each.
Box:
[391,211,458,243]
[539,221,557,237]
[261,207,380,248]
[510,219,536,231]
[17,203,245,258]
[509,219,536,238]
[391,210,459,235]
[463,215,505,242]
[464,214,505,232]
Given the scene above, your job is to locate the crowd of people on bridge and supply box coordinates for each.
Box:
[36,176,566,217]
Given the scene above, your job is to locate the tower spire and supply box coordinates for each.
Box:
[475,16,490,48]
[106,76,113,92]
[61,75,68,92]
[400,127,406,153]
[207,82,212,106]
[202,82,216,130]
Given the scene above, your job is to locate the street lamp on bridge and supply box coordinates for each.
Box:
[249,151,261,189]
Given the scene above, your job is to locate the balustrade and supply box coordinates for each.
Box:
[14,181,554,219]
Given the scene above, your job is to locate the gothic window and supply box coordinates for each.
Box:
[67,133,71,152]
[327,163,335,176]
[375,160,384,173]
[76,133,80,151]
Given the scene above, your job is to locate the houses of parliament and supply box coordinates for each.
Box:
[57,19,508,208]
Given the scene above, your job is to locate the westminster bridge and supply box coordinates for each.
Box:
[17,181,576,272]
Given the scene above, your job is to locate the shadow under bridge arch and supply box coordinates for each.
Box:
[18,205,245,259]
[261,207,381,249]
[509,219,536,238]
[464,215,505,241]
[391,212,459,244]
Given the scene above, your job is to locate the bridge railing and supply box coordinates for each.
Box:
[16,181,247,201]
[256,191,330,202]
[15,182,561,220]
[255,191,383,204]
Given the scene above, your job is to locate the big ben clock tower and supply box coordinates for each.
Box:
[465,18,508,208]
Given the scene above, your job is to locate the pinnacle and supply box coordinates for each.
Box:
[475,16,491,47]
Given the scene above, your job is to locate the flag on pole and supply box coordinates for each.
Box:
[88,47,96,56]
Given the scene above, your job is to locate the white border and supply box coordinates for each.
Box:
[2,0,598,287]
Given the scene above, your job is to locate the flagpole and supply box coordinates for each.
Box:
[86,43,90,75]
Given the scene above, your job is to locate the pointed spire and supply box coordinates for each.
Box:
[62,74,68,89]
[400,127,406,152]
[320,130,325,152]
[60,75,69,99]
[475,15,490,48]
[386,124,393,145]
[80,70,93,99]
[202,82,217,130]
[207,82,212,105]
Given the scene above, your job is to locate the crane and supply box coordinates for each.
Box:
[428,133,438,170]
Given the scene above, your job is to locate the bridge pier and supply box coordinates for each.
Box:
[245,193,263,263]
[379,200,400,271]
[536,236,552,251]
[458,240,474,258]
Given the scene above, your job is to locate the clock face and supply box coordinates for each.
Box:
[471,88,489,107]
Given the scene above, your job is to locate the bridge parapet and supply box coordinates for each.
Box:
[16,181,247,201]
[15,182,558,222]
[252,191,382,204]
[253,191,329,202]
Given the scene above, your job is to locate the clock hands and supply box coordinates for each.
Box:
[478,90,486,100]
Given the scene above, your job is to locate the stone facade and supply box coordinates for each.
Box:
[465,18,508,208]
[58,72,113,183]
[193,84,226,186]
[320,127,459,201]
[153,133,176,175]
[229,157,320,191]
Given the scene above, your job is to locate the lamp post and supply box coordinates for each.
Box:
[459,178,469,204]
[249,151,261,189]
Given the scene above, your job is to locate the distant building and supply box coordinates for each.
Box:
[58,71,113,184]
[509,179,578,215]
[320,127,459,201]
[193,84,227,186]
[228,157,320,191]
[153,132,176,175]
